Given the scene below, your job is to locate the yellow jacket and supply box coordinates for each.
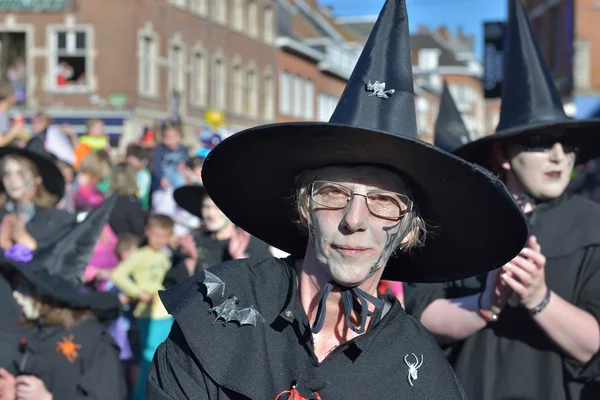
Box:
[111,246,172,319]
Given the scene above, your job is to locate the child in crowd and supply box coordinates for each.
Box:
[74,152,111,216]
[125,144,152,211]
[55,158,76,213]
[110,214,175,400]
[151,122,189,193]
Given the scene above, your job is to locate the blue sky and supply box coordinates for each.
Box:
[319,0,507,60]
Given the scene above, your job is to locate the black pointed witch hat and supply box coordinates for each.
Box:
[200,0,527,283]
[434,82,471,152]
[1,196,119,313]
[454,0,600,169]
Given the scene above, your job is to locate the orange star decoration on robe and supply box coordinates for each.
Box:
[55,334,82,363]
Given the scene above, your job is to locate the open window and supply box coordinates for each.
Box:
[50,29,90,92]
[0,32,27,105]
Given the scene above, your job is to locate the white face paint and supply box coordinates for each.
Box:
[201,197,232,233]
[308,165,411,287]
[12,286,41,320]
[2,158,37,202]
[506,143,576,201]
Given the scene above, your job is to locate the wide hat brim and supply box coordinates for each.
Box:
[174,185,208,218]
[454,119,600,170]
[202,122,528,283]
[0,147,65,199]
[2,256,120,315]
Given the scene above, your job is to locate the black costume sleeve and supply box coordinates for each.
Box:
[403,282,449,320]
[76,332,127,400]
[147,322,219,400]
[564,246,600,382]
[163,257,190,289]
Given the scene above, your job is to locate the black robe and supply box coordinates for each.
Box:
[404,194,600,400]
[0,206,75,249]
[147,257,467,399]
[0,318,127,400]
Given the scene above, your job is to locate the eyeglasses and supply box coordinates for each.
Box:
[512,134,578,154]
[309,181,413,221]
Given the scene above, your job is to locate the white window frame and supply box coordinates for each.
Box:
[213,0,228,24]
[232,58,244,114]
[263,5,274,44]
[279,70,290,115]
[247,0,258,37]
[263,69,275,121]
[47,24,95,93]
[168,0,187,9]
[232,0,244,31]
[246,65,258,117]
[137,23,159,98]
[190,46,208,107]
[304,79,314,119]
[212,54,227,110]
[168,39,186,96]
[293,74,303,117]
[317,92,338,121]
[416,97,429,134]
[190,0,208,16]
[418,49,440,70]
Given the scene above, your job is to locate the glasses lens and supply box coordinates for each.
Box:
[367,193,408,219]
[311,182,351,209]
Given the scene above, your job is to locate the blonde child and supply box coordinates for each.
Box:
[110,214,175,400]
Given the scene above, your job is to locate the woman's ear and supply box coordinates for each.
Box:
[491,143,512,172]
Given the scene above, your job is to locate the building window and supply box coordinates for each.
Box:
[213,0,228,24]
[169,0,187,8]
[317,93,338,121]
[232,62,244,114]
[264,70,274,120]
[304,79,314,119]
[416,97,429,134]
[190,0,208,16]
[190,50,207,106]
[263,5,274,43]
[247,0,258,37]
[138,35,158,97]
[232,0,244,30]
[169,43,185,95]
[418,49,439,70]
[246,67,258,117]
[293,74,303,117]
[51,29,90,91]
[212,56,226,109]
[279,70,290,115]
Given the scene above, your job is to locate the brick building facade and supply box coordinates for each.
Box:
[0,0,277,148]
[275,0,362,123]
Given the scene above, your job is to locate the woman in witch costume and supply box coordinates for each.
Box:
[0,146,75,251]
[145,1,528,399]
[404,2,600,399]
[0,196,127,400]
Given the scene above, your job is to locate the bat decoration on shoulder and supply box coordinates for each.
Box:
[202,270,265,327]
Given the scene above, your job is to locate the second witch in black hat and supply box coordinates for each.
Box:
[405,1,600,398]
[0,146,76,251]
[0,196,127,400]
[146,0,528,399]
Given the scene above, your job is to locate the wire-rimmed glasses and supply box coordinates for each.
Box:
[309,180,413,221]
